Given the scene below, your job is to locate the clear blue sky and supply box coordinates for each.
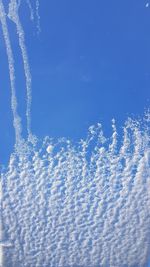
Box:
[0,0,149,163]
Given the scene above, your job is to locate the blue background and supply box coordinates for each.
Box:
[0,0,149,162]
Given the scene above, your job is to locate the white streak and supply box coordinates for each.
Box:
[35,0,40,34]
[8,0,32,138]
[0,0,22,143]
[26,0,34,21]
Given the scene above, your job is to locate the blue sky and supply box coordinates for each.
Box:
[0,1,150,266]
[31,0,150,138]
[0,0,150,162]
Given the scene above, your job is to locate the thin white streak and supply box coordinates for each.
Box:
[36,0,40,34]
[8,0,32,138]
[0,0,22,143]
[26,0,34,21]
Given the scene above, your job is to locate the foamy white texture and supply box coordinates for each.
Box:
[1,117,150,267]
